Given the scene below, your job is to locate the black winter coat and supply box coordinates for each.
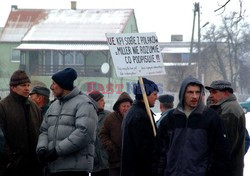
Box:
[121,100,156,176]
[153,107,230,176]
[0,92,42,176]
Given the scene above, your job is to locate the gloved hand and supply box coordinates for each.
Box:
[37,149,48,163]
[43,148,58,163]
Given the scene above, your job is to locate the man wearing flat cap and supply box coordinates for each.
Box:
[0,70,43,176]
[36,68,98,176]
[30,86,50,118]
[156,94,174,128]
[206,80,246,176]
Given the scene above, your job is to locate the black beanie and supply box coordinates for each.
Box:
[52,68,77,91]
[88,90,104,102]
[133,77,159,100]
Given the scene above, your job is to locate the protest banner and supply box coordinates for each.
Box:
[106,32,165,136]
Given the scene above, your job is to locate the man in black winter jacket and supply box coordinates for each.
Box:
[121,77,159,176]
[153,76,230,176]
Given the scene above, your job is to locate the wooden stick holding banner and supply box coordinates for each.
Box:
[138,76,157,136]
[106,32,166,136]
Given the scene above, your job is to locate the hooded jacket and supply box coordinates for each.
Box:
[153,76,230,176]
[36,87,98,173]
[99,92,133,169]
[210,94,245,176]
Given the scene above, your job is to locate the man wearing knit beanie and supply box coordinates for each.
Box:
[121,77,158,176]
[52,67,77,91]
[37,67,98,176]
[88,90,110,176]
[133,77,159,103]
[0,70,43,176]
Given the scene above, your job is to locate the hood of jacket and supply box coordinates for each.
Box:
[113,92,133,112]
[177,75,205,113]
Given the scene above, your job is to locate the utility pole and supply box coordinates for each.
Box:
[189,2,202,81]
[197,2,201,82]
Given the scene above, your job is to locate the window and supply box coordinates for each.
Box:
[65,51,84,65]
[75,52,84,65]
[53,51,61,65]
[65,52,74,65]
[181,53,189,62]
[11,49,20,62]
[44,51,52,65]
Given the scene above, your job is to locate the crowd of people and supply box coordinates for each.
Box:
[0,68,249,176]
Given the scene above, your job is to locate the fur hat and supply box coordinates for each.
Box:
[88,90,104,102]
[133,77,159,100]
[9,70,31,86]
[52,68,77,91]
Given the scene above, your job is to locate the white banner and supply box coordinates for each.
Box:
[106,32,166,77]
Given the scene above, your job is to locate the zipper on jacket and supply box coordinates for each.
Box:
[176,114,189,173]
[52,102,64,171]
[53,102,64,147]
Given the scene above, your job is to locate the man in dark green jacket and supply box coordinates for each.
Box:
[206,80,246,176]
[0,70,43,176]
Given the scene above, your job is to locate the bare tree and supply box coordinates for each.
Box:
[214,0,244,20]
[202,12,250,91]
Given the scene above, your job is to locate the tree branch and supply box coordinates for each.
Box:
[214,0,231,13]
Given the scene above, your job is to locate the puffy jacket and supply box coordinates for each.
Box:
[36,87,98,173]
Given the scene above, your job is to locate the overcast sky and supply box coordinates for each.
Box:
[0,0,249,42]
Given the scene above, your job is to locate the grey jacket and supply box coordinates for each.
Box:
[36,87,98,173]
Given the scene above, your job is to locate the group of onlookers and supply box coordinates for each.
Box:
[0,68,249,176]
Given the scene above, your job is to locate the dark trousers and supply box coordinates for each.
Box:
[91,169,109,176]
[109,167,120,176]
[48,171,88,176]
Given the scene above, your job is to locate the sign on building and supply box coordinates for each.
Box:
[106,32,166,77]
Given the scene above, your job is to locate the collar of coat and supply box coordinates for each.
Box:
[10,91,29,104]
